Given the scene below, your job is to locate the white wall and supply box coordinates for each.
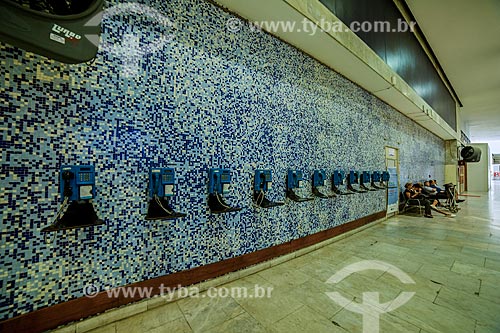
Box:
[470,139,500,154]
[466,143,491,192]
[487,140,500,154]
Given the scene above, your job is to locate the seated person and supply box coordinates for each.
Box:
[430,180,443,193]
[423,181,447,205]
[413,182,432,197]
[404,182,434,218]
[404,183,453,218]
[423,181,438,196]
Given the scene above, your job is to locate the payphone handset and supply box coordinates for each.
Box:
[382,171,390,182]
[369,171,385,190]
[360,171,377,191]
[146,167,186,220]
[347,170,366,193]
[254,169,272,192]
[348,170,357,185]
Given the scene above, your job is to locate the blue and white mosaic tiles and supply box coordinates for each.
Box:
[0,0,444,319]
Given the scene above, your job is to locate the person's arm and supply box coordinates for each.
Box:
[406,189,418,199]
[424,186,436,194]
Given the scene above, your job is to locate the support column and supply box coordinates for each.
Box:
[444,140,459,189]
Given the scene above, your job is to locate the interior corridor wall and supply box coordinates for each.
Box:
[0,0,445,319]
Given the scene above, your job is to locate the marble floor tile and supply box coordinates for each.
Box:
[331,307,421,333]
[146,317,193,333]
[272,305,344,333]
[177,292,245,332]
[370,252,423,274]
[375,271,441,303]
[86,323,116,333]
[474,321,500,333]
[451,260,500,283]
[286,276,351,319]
[415,263,481,295]
[202,312,267,333]
[487,243,500,254]
[389,295,476,333]
[256,263,311,291]
[433,249,485,267]
[325,272,405,312]
[477,279,500,304]
[484,257,500,272]
[231,287,304,328]
[434,285,500,327]
[222,272,274,293]
[115,303,184,333]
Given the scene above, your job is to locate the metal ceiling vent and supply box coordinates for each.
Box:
[0,0,104,63]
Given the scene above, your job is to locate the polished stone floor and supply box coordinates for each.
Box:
[87,182,500,333]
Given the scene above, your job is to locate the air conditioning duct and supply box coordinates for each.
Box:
[461,146,482,162]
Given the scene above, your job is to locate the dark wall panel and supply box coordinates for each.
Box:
[335,0,387,62]
[320,0,456,130]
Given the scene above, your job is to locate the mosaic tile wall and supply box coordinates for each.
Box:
[0,0,445,319]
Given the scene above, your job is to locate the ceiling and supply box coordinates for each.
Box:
[406,0,500,145]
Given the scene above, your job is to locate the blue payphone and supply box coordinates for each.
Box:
[381,171,390,188]
[253,170,285,208]
[370,171,385,190]
[42,165,103,233]
[286,170,314,202]
[360,171,377,191]
[146,168,186,220]
[347,170,366,193]
[208,168,242,213]
[332,170,354,195]
[312,170,336,198]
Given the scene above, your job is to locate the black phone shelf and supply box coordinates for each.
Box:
[361,184,378,192]
[254,191,285,208]
[286,189,314,202]
[347,184,367,193]
[41,201,104,233]
[146,198,186,220]
[312,187,336,199]
[208,193,242,214]
[371,182,385,190]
